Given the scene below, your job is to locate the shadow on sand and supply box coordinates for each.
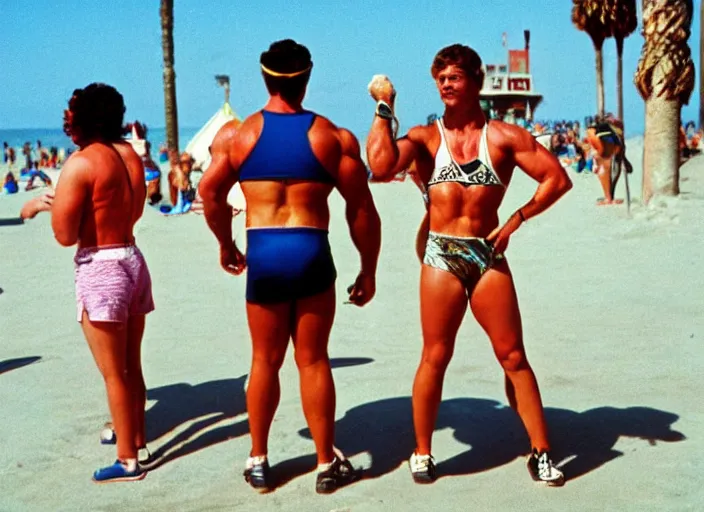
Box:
[144,357,374,471]
[0,356,41,375]
[144,375,249,470]
[291,397,685,486]
[0,217,24,227]
[330,357,374,369]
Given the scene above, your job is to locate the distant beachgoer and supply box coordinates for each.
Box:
[8,146,16,170]
[366,43,571,487]
[33,83,154,483]
[167,150,194,206]
[158,150,196,214]
[3,142,8,163]
[158,143,169,163]
[35,140,48,167]
[48,147,59,168]
[3,171,19,194]
[24,161,53,191]
[572,121,581,141]
[22,142,32,170]
[586,114,632,205]
[199,38,381,494]
[142,141,162,205]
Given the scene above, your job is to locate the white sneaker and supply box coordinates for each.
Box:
[409,452,436,484]
[527,449,565,487]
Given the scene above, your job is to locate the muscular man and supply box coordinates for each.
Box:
[366,44,572,486]
[49,84,154,482]
[199,39,381,494]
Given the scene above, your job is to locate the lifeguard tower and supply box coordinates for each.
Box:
[480,30,543,123]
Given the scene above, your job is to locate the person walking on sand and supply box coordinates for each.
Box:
[585,114,632,205]
[199,39,381,494]
[26,83,155,483]
[366,44,572,487]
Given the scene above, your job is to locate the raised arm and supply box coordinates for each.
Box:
[198,121,241,248]
[366,124,425,182]
[51,154,90,246]
[336,129,382,305]
[365,75,424,181]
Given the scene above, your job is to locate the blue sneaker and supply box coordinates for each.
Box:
[92,460,146,483]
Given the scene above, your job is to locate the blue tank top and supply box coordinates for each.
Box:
[239,110,334,183]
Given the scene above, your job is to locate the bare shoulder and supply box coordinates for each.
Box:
[313,113,339,131]
[113,141,142,167]
[406,123,435,144]
[312,114,344,141]
[55,150,93,189]
[309,114,349,155]
[487,120,537,152]
[61,150,92,175]
[336,127,362,156]
[212,115,261,152]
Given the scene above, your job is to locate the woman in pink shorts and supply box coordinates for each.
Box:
[47,84,154,483]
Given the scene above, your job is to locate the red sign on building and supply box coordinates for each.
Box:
[509,49,529,73]
[508,77,531,91]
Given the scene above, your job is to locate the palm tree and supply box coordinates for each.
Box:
[635,0,695,203]
[608,0,638,126]
[160,0,179,152]
[572,0,613,116]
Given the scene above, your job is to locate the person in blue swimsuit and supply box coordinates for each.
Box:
[199,39,381,495]
[142,141,162,205]
[367,44,572,487]
[3,171,19,194]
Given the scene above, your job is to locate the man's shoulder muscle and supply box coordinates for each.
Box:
[488,121,535,151]
[337,127,362,156]
[214,116,261,147]
[308,115,347,159]
[211,115,262,166]
[62,151,92,177]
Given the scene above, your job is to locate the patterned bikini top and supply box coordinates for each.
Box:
[427,119,503,188]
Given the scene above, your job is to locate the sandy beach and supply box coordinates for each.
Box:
[1,138,703,511]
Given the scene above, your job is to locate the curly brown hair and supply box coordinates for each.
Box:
[63,83,125,146]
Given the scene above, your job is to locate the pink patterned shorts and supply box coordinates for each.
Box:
[74,245,155,323]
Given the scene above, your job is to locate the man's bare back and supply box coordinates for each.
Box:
[51,141,146,248]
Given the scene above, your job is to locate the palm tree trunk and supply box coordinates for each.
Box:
[616,36,625,126]
[160,0,179,152]
[643,95,680,203]
[636,0,695,204]
[595,43,605,117]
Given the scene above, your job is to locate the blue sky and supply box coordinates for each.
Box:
[1,0,701,138]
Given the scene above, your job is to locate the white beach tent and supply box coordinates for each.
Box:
[185,101,240,170]
[185,101,246,211]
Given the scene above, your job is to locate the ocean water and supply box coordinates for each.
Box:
[0,127,200,154]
